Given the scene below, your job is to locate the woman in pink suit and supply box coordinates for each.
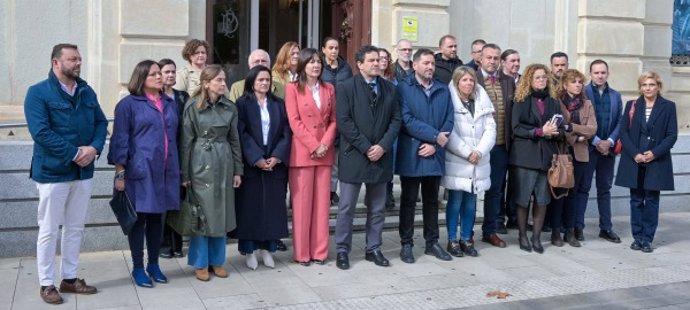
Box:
[285,48,337,266]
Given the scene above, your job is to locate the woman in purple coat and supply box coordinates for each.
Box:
[109,60,180,288]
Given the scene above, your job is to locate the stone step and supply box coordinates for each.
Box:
[3,134,690,257]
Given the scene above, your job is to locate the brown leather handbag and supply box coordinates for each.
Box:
[548,142,574,199]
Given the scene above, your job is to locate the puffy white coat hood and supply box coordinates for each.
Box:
[441,82,496,193]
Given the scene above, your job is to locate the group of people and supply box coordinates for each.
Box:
[24,35,677,304]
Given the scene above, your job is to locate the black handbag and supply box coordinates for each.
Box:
[167,189,207,236]
[109,190,137,235]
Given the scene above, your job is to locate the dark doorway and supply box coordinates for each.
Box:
[206,0,338,82]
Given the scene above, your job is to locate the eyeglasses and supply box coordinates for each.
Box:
[472,50,482,54]
[380,56,389,60]
[398,48,412,52]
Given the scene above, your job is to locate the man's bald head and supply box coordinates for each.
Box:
[248,49,271,69]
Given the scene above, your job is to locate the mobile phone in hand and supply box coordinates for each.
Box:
[550,114,564,127]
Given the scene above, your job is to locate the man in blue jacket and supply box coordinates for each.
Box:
[24,43,107,304]
[579,59,623,243]
[397,48,454,263]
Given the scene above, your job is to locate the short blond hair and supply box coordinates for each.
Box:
[637,71,663,96]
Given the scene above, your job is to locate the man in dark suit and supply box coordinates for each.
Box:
[580,59,623,243]
[334,45,402,270]
[475,43,515,247]
[433,34,463,84]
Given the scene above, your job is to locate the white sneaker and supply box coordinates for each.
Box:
[245,252,258,270]
[261,250,275,268]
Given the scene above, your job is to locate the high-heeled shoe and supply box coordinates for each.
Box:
[146,264,168,283]
[519,233,532,252]
[261,250,275,268]
[132,268,153,287]
[245,252,258,270]
[531,236,544,254]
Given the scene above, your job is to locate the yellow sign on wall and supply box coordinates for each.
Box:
[402,16,418,42]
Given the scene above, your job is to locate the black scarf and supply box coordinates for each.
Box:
[531,88,549,99]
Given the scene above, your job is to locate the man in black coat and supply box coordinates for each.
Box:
[433,34,463,84]
[334,45,402,270]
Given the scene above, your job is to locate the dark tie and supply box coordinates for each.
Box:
[489,75,495,86]
[368,82,377,107]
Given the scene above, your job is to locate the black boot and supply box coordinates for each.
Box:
[551,228,564,247]
[531,204,546,254]
[565,228,581,247]
[517,207,531,252]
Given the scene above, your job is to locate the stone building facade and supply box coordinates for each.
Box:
[1,0,689,256]
[1,0,686,130]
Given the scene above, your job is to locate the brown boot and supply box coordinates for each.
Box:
[40,285,64,304]
[211,266,228,278]
[195,268,210,281]
[551,229,564,247]
[565,229,581,247]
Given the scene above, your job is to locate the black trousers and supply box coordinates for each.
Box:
[160,216,183,255]
[128,213,163,269]
[399,176,441,247]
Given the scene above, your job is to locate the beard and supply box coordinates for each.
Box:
[61,66,80,80]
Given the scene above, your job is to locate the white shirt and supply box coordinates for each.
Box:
[259,97,271,146]
[289,71,298,82]
[59,80,77,97]
[310,83,321,109]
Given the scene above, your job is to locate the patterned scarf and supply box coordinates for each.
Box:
[562,94,583,124]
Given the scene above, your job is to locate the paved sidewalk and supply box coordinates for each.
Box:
[3,212,690,310]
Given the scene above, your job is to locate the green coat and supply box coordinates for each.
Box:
[180,96,244,237]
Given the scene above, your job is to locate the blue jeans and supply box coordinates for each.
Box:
[187,236,226,269]
[446,190,477,241]
[630,188,660,243]
[576,147,615,230]
[482,145,508,237]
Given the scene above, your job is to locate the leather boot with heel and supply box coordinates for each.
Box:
[551,229,564,247]
[565,228,581,247]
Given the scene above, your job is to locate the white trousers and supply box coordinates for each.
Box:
[36,179,93,286]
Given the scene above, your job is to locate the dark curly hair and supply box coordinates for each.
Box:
[181,39,210,63]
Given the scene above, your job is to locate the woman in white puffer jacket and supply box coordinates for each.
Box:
[442,66,496,257]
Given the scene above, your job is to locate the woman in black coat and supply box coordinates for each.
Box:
[158,58,190,259]
[615,71,677,253]
[233,66,292,269]
[509,64,566,254]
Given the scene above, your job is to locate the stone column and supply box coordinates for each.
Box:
[576,0,646,97]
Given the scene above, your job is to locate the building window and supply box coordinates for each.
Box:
[672,0,690,66]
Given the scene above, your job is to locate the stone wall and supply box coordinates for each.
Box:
[0,142,127,257]
[372,0,686,131]
[2,135,690,257]
[0,0,204,118]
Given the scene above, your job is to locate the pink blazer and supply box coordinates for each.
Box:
[285,82,337,167]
